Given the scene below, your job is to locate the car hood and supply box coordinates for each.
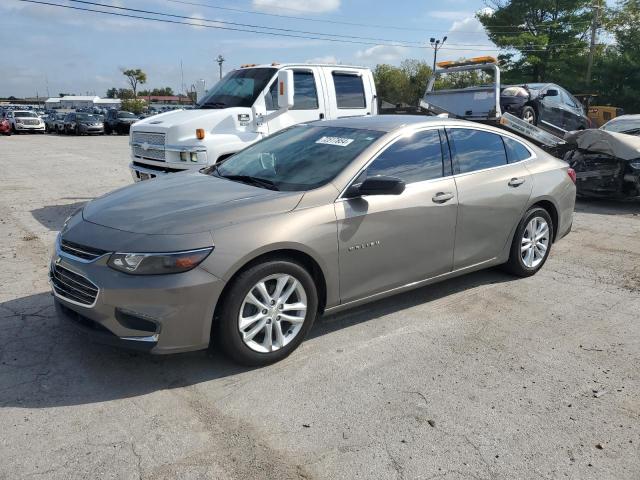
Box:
[132,107,253,135]
[83,173,303,235]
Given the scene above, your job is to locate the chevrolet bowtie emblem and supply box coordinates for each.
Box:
[141,142,150,151]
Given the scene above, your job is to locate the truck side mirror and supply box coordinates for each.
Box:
[277,70,294,110]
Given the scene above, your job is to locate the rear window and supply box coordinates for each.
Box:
[503,136,531,163]
[332,73,366,109]
[448,128,507,173]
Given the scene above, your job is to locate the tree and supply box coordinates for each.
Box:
[138,87,175,97]
[121,68,147,96]
[120,98,146,114]
[477,0,595,84]
[105,88,118,99]
[373,60,432,107]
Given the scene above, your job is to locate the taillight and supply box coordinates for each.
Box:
[567,168,577,184]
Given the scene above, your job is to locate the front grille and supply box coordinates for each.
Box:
[132,145,166,161]
[132,161,187,173]
[60,239,108,261]
[50,264,99,306]
[21,119,39,125]
[131,131,165,146]
[131,131,166,162]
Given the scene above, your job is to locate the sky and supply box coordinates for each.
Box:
[0,0,500,98]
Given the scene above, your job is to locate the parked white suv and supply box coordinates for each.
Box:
[128,63,377,181]
[5,110,45,133]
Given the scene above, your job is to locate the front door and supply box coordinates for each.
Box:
[446,127,533,269]
[335,128,458,303]
[265,68,325,135]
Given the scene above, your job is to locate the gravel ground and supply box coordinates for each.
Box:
[0,133,639,480]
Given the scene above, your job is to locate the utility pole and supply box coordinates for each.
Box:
[216,54,225,80]
[430,36,447,72]
[585,0,601,86]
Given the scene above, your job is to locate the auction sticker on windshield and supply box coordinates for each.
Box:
[315,136,355,147]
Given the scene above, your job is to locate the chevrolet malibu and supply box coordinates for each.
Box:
[51,116,576,365]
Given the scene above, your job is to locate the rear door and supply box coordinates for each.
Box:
[335,128,457,303]
[446,127,533,269]
[538,87,565,134]
[322,68,373,119]
[264,68,325,135]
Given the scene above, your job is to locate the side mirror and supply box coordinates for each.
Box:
[344,176,406,198]
[277,70,294,110]
[543,89,559,98]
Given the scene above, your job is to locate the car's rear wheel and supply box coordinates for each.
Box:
[521,106,537,125]
[504,207,553,277]
[216,259,318,366]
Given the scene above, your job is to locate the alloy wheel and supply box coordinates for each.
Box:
[238,274,307,353]
[523,110,535,124]
[521,216,550,268]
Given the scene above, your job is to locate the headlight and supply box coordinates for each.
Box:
[107,247,213,275]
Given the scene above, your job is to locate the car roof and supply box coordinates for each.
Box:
[307,115,495,133]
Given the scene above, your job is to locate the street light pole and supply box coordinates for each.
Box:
[216,54,225,80]
[430,36,447,72]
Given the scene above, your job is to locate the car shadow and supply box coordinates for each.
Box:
[30,200,90,231]
[0,269,515,409]
[575,198,640,216]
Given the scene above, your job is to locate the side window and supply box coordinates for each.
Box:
[503,136,531,163]
[332,73,366,109]
[292,71,319,110]
[448,128,507,173]
[543,88,561,105]
[561,89,577,108]
[265,70,319,111]
[362,129,444,184]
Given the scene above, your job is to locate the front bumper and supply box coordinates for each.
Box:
[15,123,45,131]
[50,237,225,354]
[80,124,104,134]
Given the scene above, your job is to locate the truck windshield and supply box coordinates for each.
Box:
[209,125,384,191]
[197,67,277,109]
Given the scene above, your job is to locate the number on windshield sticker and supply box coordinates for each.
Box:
[315,136,355,147]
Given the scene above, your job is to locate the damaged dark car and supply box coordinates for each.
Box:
[563,129,640,199]
[500,83,590,135]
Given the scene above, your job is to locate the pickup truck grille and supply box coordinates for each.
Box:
[50,264,99,306]
[131,131,166,161]
[21,119,39,125]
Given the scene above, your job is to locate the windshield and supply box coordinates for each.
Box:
[77,113,98,121]
[211,125,384,191]
[15,111,37,118]
[118,111,137,118]
[197,67,277,109]
[601,117,640,135]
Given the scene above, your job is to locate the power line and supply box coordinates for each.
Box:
[159,0,595,34]
[16,0,594,52]
[67,0,427,46]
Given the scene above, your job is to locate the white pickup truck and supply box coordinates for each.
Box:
[129,63,377,181]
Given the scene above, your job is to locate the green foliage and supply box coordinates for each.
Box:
[138,87,175,97]
[373,60,432,106]
[120,98,146,114]
[105,88,118,99]
[121,68,147,96]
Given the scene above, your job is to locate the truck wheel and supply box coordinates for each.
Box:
[521,106,537,125]
[215,259,318,366]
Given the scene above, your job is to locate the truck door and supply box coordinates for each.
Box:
[264,68,326,135]
[323,68,373,119]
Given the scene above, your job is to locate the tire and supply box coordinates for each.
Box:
[216,259,318,366]
[521,106,537,125]
[504,207,554,277]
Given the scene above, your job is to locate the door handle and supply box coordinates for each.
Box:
[508,177,525,187]
[432,192,454,203]
[319,113,325,120]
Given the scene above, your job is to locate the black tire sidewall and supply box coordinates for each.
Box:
[217,260,318,366]
[509,207,554,276]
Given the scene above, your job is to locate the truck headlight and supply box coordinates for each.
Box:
[108,247,213,275]
[179,151,200,162]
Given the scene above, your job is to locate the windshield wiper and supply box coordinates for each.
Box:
[221,174,279,191]
[199,102,227,109]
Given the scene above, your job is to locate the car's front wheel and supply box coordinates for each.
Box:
[216,259,318,366]
[504,207,553,277]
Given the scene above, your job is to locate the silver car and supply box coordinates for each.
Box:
[51,116,576,365]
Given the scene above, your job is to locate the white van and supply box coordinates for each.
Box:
[129,63,377,181]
